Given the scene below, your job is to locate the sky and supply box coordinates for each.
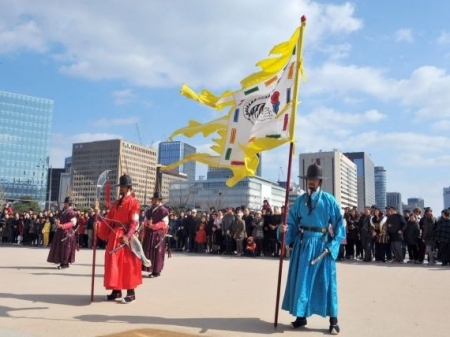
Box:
[1,0,450,212]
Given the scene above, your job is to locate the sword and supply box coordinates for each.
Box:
[311,249,329,265]
[154,234,173,249]
[110,241,127,254]
[109,221,145,254]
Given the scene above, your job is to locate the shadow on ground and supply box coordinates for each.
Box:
[0,293,90,307]
[75,314,329,336]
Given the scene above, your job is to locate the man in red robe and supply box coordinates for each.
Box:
[95,174,142,304]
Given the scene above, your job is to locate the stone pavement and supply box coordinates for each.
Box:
[0,245,448,337]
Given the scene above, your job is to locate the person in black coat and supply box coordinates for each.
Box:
[386,206,407,263]
[404,214,420,263]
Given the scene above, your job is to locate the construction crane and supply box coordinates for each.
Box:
[135,123,143,145]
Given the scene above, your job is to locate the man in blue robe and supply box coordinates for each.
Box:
[279,163,345,335]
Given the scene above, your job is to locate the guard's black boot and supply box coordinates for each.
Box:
[105,290,122,301]
[121,289,135,304]
[291,316,307,329]
[329,317,340,335]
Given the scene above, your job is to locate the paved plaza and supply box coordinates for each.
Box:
[0,246,449,337]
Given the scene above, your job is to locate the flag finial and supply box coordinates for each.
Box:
[301,15,307,23]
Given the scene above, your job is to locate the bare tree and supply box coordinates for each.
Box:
[0,183,6,206]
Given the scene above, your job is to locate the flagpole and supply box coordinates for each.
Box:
[274,15,307,328]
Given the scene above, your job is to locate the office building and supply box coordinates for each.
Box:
[71,139,157,208]
[169,175,285,211]
[404,197,425,211]
[299,151,358,209]
[158,141,196,181]
[0,90,54,206]
[47,168,65,210]
[444,187,450,209]
[374,166,387,210]
[386,192,402,213]
[344,152,375,211]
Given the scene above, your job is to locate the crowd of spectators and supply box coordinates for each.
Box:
[2,200,450,266]
[339,205,450,266]
[0,205,103,249]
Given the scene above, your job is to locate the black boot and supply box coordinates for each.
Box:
[105,290,122,301]
[291,316,307,329]
[329,317,340,335]
[121,289,136,304]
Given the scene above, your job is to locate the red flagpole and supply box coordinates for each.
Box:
[90,214,98,302]
[274,15,306,328]
[274,142,294,327]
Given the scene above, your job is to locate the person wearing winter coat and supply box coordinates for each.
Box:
[404,214,420,263]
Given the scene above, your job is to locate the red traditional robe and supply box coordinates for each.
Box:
[97,193,142,290]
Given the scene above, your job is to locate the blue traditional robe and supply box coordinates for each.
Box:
[280,188,345,318]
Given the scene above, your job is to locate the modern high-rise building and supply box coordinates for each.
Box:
[299,151,358,209]
[47,168,65,210]
[71,139,158,208]
[443,187,450,209]
[158,141,196,181]
[374,166,387,210]
[405,197,425,211]
[386,192,402,213]
[0,90,54,206]
[344,152,375,211]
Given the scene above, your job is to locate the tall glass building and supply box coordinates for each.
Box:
[158,141,196,181]
[374,166,387,210]
[0,91,54,205]
[387,192,402,213]
[344,152,375,211]
[443,187,450,209]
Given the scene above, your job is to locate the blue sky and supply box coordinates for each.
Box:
[1,0,450,212]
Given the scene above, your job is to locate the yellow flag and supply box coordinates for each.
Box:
[165,20,306,187]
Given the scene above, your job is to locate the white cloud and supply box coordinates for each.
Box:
[319,43,352,60]
[437,30,450,45]
[302,107,386,131]
[111,89,135,105]
[431,120,450,131]
[305,63,450,121]
[395,28,414,43]
[0,0,363,89]
[0,20,46,54]
[305,63,395,99]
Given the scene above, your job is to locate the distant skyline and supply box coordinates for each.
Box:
[1,0,450,213]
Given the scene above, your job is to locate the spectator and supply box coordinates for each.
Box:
[251,211,265,256]
[209,225,221,254]
[233,211,246,256]
[404,214,420,263]
[195,216,207,253]
[244,236,257,257]
[386,206,407,263]
[42,217,52,247]
[371,207,388,262]
[431,210,450,266]
[345,208,358,260]
[421,207,437,265]
[358,206,373,262]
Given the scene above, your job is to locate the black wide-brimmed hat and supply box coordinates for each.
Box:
[118,174,133,187]
[152,191,163,200]
[64,196,72,204]
[299,163,326,180]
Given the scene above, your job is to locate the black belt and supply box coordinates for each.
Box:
[301,226,327,234]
